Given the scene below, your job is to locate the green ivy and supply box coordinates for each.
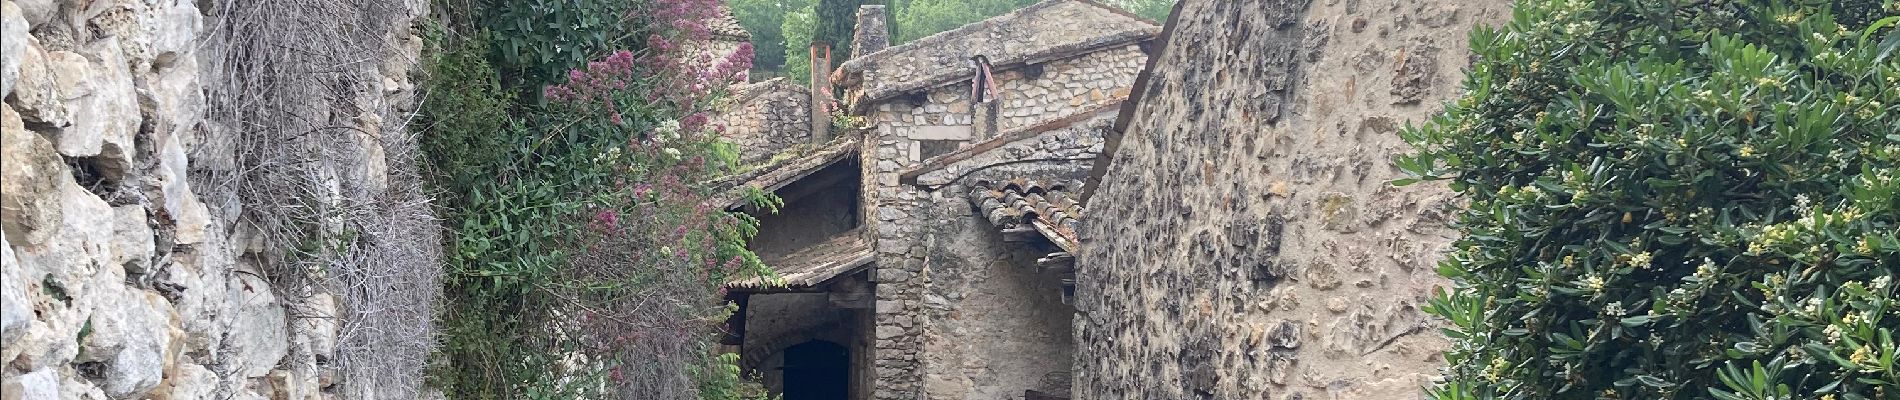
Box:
[1399,0,1900,399]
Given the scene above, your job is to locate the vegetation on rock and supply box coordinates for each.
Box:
[1400,0,1899,398]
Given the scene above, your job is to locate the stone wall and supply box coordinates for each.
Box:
[864,109,1113,399]
[835,0,1157,108]
[863,46,1138,170]
[909,205,1076,400]
[993,45,1142,131]
[741,293,856,394]
[1074,0,1508,398]
[719,78,813,166]
[0,0,430,398]
[866,85,976,166]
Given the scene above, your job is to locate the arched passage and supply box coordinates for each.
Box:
[782,340,849,400]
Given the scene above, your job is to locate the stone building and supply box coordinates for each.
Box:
[688,5,754,73]
[718,78,814,166]
[714,1,1157,399]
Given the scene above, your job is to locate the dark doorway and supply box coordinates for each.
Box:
[782,340,849,400]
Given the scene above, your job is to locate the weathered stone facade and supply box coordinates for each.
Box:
[719,78,815,166]
[992,46,1142,131]
[685,5,752,77]
[859,43,1141,168]
[859,41,1143,173]
[844,3,1156,398]
[740,292,861,394]
[0,0,431,398]
[716,2,1156,399]
[721,0,1523,397]
[1073,0,1509,398]
[862,114,1118,400]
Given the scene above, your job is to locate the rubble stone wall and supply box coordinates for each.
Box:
[994,44,1142,131]
[1073,0,1509,398]
[835,0,1157,106]
[741,293,855,395]
[863,47,1139,174]
[864,109,1111,400]
[720,78,813,166]
[0,0,427,398]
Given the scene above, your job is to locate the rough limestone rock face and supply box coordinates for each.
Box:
[1075,0,1509,398]
[0,0,427,398]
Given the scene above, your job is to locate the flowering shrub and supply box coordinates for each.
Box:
[1398,1,1899,399]
[426,0,771,397]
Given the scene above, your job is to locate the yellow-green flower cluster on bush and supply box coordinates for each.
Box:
[1397,0,1899,399]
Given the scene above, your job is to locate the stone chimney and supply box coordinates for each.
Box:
[852,5,889,57]
[810,42,833,144]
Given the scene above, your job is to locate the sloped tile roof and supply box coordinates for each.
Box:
[969,179,1084,252]
[711,137,857,209]
[726,230,873,291]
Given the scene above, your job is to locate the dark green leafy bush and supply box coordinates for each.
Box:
[481,0,637,87]
[1399,0,1900,399]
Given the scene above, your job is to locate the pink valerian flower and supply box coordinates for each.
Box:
[594,209,620,228]
[680,112,710,133]
[544,49,640,108]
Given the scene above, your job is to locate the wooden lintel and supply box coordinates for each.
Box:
[1030,221,1080,254]
[1037,252,1075,273]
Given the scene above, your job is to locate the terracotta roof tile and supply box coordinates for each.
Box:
[969,179,1084,252]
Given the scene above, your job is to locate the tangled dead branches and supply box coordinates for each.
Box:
[200,0,441,397]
